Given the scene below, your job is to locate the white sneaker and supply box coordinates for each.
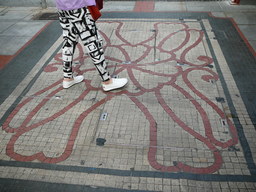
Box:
[63,75,84,89]
[102,78,128,91]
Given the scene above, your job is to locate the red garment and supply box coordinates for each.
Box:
[88,0,103,21]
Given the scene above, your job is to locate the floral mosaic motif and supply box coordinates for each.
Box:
[2,21,238,174]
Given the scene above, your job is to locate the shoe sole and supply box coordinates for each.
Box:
[63,78,84,89]
[103,81,128,92]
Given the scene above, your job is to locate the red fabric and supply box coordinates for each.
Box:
[96,0,103,10]
[88,6,101,21]
[88,0,103,21]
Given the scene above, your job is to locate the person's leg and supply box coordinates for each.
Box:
[68,7,127,91]
[72,8,111,82]
[58,10,84,88]
[58,10,78,79]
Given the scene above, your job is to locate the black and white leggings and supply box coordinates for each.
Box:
[58,7,110,82]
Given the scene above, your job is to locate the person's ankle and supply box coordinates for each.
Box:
[102,78,112,85]
[63,77,73,81]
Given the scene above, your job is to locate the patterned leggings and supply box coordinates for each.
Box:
[58,7,110,82]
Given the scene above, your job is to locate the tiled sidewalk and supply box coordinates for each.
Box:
[1,1,256,192]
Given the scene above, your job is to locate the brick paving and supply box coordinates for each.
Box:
[0,2,256,192]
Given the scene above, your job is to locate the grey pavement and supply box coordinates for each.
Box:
[0,1,255,56]
[0,1,256,192]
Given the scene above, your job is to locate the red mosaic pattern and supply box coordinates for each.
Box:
[2,21,238,174]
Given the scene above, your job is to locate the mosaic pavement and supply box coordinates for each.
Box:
[0,12,256,191]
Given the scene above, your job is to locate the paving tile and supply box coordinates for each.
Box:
[0,35,32,55]
[0,9,33,20]
[185,2,222,12]
[1,21,47,36]
[0,21,15,33]
[226,12,256,25]
[248,40,256,52]
[103,2,136,11]
[211,12,227,18]
[238,25,256,41]
[154,2,186,12]
[7,7,40,11]
[0,7,7,12]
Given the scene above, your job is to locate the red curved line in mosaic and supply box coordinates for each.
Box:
[179,30,207,66]
[2,80,62,133]
[114,21,156,46]
[156,23,190,54]
[3,21,239,174]
[155,87,223,174]
[182,68,239,147]
[5,80,116,163]
[44,44,85,72]
[106,45,130,62]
